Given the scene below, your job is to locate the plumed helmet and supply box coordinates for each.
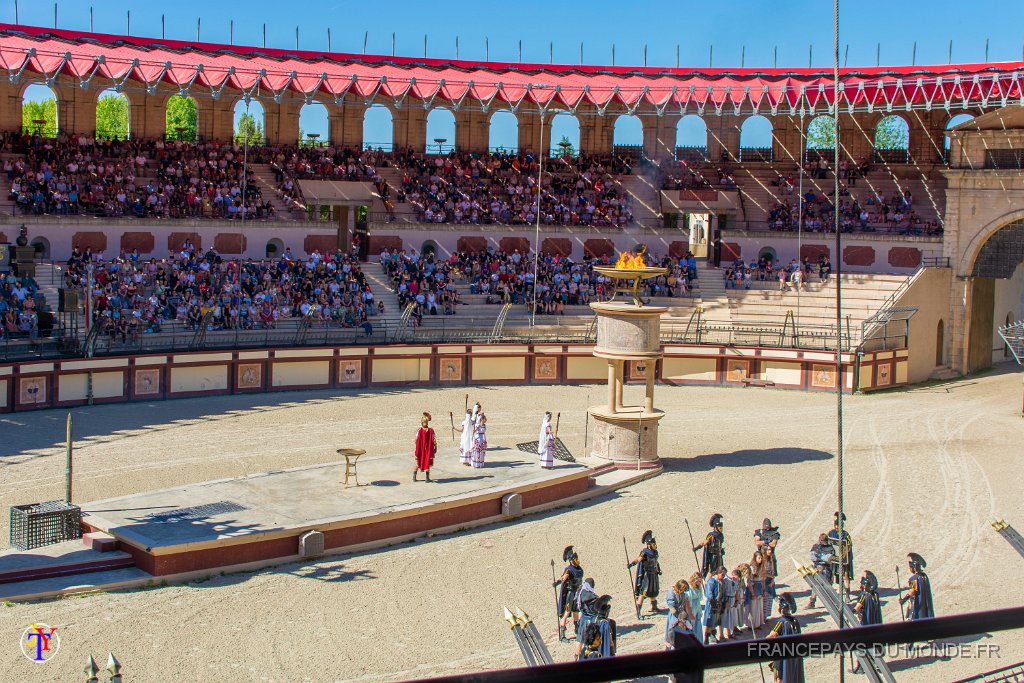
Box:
[596,594,613,617]
[860,570,878,592]
[778,592,798,615]
[563,545,578,562]
[422,412,431,423]
[710,513,724,528]
[642,529,656,545]
[908,552,926,571]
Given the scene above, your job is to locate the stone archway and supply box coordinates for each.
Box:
[947,213,1024,374]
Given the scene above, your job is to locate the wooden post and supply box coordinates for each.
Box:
[65,412,73,504]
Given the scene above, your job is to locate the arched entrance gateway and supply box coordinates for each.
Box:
[941,106,1024,376]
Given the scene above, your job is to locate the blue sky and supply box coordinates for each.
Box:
[14,1,1024,147]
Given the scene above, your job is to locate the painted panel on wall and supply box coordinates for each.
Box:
[471,356,525,381]
[170,365,228,393]
[272,361,330,387]
[565,356,606,381]
[372,358,429,383]
[761,361,802,386]
[662,357,717,382]
[59,371,124,400]
[0,378,6,408]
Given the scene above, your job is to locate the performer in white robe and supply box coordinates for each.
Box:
[470,414,488,468]
[538,412,555,469]
[455,409,474,466]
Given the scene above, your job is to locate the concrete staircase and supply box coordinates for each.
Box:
[248,164,305,220]
[725,272,907,334]
[619,168,663,231]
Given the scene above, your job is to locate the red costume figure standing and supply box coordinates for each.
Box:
[414,412,437,482]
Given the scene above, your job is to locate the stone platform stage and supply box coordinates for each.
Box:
[76,450,646,578]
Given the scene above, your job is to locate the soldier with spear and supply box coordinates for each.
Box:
[627,530,663,615]
[693,513,725,579]
[553,545,584,641]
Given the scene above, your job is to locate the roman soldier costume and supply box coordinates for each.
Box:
[855,570,883,626]
[694,513,725,579]
[827,512,854,587]
[555,545,584,641]
[901,553,934,621]
[629,530,662,613]
[594,595,617,657]
[768,593,805,683]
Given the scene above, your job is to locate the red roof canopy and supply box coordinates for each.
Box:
[3,23,1023,115]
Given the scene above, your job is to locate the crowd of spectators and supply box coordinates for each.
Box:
[2,131,282,220]
[723,254,833,291]
[380,247,700,319]
[0,271,44,340]
[385,149,634,227]
[766,186,939,235]
[62,242,381,343]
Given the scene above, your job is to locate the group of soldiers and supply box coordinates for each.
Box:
[551,511,936,678]
[808,512,935,623]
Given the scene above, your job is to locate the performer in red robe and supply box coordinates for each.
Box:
[414,412,437,482]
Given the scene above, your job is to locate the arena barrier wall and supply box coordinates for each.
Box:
[0,343,908,413]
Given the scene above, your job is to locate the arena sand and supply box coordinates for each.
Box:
[1,369,1022,682]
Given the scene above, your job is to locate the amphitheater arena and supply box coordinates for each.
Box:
[1,20,1024,683]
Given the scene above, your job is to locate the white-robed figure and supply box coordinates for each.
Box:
[470,414,488,468]
[538,412,555,469]
[455,408,475,466]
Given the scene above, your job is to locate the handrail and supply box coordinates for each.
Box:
[408,606,1024,683]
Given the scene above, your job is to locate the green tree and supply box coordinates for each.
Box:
[874,116,909,150]
[555,135,576,158]
[22,99,57,137]
[96,93,129,139]
[805,116,835,150]
[234,111,264,146]
[166,95,197,141]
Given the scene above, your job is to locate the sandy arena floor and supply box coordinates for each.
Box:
[1,370,1023,682]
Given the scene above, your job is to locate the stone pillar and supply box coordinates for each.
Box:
[607,360,616,412]
[134,93,170,140]
[196,97,234,142]
[641,114,680,162]
[333,104,365,148]
[644,369,655,412]
[517,110,549,155]
[580,114,613,156]
[392,107,427,152]
[614,360,624,411]
[455,109,488,153]
[706,116,736,161]
[336,205,351,252]
[0,80,21,131]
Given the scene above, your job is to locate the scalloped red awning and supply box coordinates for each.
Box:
[2,23,1023,114]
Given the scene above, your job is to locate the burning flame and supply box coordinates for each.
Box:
[614,249,647,269]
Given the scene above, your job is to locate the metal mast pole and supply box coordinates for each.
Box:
[530,109,546,330]
[832,2,847,681]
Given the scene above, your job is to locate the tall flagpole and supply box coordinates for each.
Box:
[833,1,847,681]
[530,108,546,330]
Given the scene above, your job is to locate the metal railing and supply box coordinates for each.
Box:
[409,607,1024,683]
[739,146,773,162]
